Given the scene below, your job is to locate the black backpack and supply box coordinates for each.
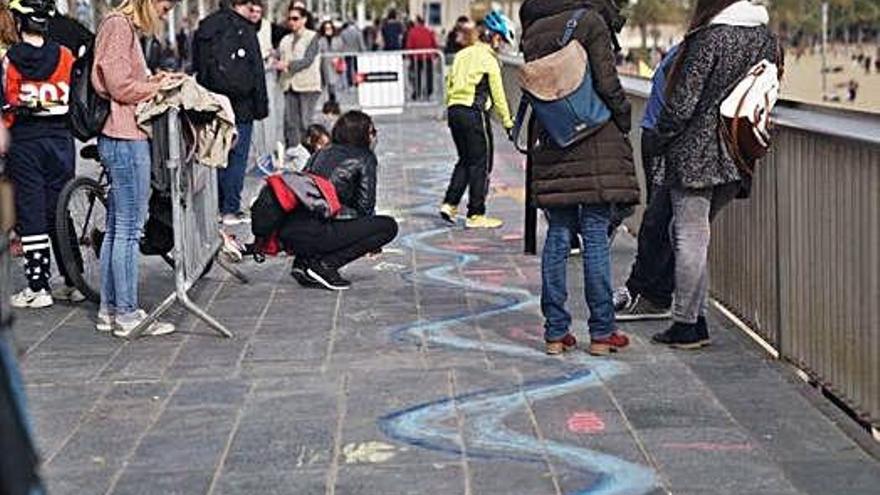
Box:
[68,41,110,142]
[200,24,256,98]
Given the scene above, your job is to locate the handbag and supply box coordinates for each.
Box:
[718,39,783,176]
[512,8,611,151]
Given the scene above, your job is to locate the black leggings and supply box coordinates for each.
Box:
[443,106,493,217]
[279,214,399,269]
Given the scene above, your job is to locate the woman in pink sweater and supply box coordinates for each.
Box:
[92,0,178,337]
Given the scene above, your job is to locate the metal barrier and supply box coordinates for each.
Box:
[499,54,880,428]
[132,108,247,339]
[322,49,447,114]
[250,49,447,160]
[251,70,283,162]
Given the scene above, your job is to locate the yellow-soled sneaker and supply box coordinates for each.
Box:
[465,215,503,229]
[439,204,458,224]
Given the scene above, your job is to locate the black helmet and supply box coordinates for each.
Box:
[8,0,57,35]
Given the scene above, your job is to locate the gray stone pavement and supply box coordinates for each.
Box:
[9,110,880,495]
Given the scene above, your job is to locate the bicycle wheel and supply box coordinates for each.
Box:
[56,177,107,303]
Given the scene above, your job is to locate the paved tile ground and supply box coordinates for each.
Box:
[10,110,880,495]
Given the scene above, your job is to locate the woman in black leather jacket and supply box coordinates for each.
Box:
[280,111,399,291]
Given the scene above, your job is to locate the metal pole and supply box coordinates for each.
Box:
[168,11,177,48]
[822,1,829,100]
[198,0,207,20]
[357,0,365,28]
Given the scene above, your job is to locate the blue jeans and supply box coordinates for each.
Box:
[0,335,46,494]
[219,122,254,215]
[98,138,151,318]
[541,205,614,342]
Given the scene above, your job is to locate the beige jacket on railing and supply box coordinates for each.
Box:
[136,76,237,168]
[278,29,322,93]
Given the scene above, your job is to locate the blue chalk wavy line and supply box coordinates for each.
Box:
[379,225,658,495]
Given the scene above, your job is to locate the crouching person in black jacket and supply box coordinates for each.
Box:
[281,111,398,291]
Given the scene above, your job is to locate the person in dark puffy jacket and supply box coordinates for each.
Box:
[519,0,639,356]
[648,0,780,349]
[280,111,398,291]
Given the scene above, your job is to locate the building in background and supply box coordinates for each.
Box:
[407,0,521,38]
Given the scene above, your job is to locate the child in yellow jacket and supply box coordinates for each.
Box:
[439,10,514,229]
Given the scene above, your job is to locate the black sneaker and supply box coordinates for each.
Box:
[291,258,322,288]
[651,322,702,350]
[616,294,672,321]
[305,261,351,291]
[696,316,711,347]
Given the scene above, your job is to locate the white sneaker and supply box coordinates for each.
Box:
[612,287,632,312]
[96,310,114,332]
[11,288,53,309]
[113,310,176,338]
[221,213,251,226]
[52,285,86,303]
[220,230,244,263]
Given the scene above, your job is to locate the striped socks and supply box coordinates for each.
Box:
[21,234,52,292]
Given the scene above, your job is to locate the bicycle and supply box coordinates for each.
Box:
[1,102,109,303]
[55,144,108,303]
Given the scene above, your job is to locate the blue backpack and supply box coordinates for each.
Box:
[514,9,610,151]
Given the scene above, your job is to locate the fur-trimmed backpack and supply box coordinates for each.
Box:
[512,8,611,151]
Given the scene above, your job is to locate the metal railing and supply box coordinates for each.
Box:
[133,109,248,339]
[499,54,880,428]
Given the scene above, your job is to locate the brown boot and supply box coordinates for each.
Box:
[588,331,631,356]
[545,333,578,355]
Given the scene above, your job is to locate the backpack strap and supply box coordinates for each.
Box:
[558,9,589,47]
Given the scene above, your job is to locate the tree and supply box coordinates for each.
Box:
[768,0,880,42]
[622,0,688,49]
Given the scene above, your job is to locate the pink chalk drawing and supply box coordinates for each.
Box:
[661,442,754,452]
[435,242,485,253]
[508,326,544,344]
[567,412,606,434]
[461,269,508,285]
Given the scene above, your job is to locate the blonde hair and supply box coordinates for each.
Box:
[115,0,161,36]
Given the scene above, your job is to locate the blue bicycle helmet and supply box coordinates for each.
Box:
[483,10,514,45]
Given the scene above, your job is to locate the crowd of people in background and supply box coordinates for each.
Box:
[0,0,787,357]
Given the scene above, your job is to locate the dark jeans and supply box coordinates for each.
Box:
[410,57,434,100]
[345,56,358,87]
[542,204,614,342]
[279,214,398,269]
[624,134,675,308]
[443,106,493,217]
[0,335,45,495]
[219,122,254,215]
[8,136,76,290]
